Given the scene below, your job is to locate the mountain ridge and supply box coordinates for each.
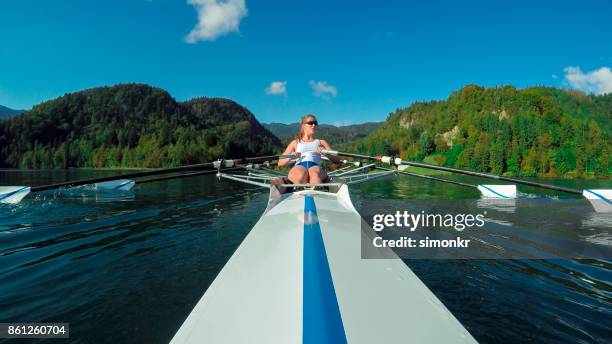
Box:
[350,85,611,178]
[0,105,24,119]
[0,84,281,168]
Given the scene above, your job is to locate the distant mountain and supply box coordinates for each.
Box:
[263,122,301,139]
[350,85,611,178]
[264,122,382,147]
[0,105,23,119]
[0,84,281,168]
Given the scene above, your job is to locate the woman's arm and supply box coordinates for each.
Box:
[278,140,298,167]
[318,139,341,163]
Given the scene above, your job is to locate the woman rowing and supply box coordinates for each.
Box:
[278,114,335,185]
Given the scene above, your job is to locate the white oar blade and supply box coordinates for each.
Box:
[582,189,612,213]
[0,186,31,204]
[95,179,135,191]
[477,184,517,199]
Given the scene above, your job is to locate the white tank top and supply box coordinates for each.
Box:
[296,139,321,164]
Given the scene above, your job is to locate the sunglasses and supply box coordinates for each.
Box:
[304,121,318,126]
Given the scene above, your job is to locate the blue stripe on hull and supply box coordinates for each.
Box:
[303,195,347,344]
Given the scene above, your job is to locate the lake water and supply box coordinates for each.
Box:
[0,169,610,343]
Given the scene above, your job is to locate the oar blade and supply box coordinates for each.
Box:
[95,179,135,191]
[0,186,31,204]
[582,189,612,213]
[477,184,517,199]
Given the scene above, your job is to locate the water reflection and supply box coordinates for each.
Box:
[477,197,516,214]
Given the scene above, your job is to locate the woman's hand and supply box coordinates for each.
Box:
[318,140,340,162]
[278,140,298,167]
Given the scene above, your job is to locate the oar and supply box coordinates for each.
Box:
[0,161,218,204]
[0,186,31,204]
[323,150,611,212]
[0,154,290,204]
[375,166,517,198]
[33,161,222,192]
[136,167,243,184]
[376,166,476,188]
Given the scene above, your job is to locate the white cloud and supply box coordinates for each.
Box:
[185,0,247,43]
[265,81,287,96]
[563,66,612,95]
[309,80,337,99]
[551,74,558,79]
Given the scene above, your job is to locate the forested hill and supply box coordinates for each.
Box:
[0,105,23,119]
[0,84,282,168]
[350,85,611,178]
[264,122,382,147]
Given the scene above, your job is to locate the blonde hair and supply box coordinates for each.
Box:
[297,114,317,142]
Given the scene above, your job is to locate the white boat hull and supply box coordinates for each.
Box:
[171,185,476,343]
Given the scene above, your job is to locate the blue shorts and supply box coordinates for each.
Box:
[297,161,319,169]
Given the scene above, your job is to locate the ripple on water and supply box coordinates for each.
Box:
[0,173,610,343]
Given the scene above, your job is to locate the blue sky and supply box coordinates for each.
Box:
[1,0,611,124]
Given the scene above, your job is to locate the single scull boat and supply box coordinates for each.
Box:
[170,166,477,343]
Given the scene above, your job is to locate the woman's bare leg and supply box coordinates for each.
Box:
[308,166,326,184]
[288,165,308,184]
